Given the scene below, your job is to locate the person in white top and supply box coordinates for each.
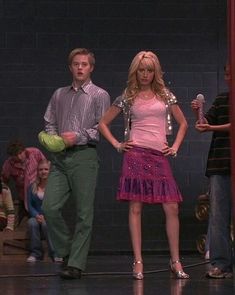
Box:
[99,51,188,280]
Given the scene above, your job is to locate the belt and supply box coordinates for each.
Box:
[65,144,96,152]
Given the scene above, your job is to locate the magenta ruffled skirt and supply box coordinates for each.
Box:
[117,146,183,203]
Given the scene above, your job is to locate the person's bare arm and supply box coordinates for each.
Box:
[195,123,231,133]
[99,105,134,152]
[162,104,188,157]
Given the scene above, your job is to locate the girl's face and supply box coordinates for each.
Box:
[37,163,50,180]
[136,61,155,88]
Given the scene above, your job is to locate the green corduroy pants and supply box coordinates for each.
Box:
[42,146,99,270]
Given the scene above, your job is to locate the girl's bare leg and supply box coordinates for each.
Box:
[129,201,143,274]
[162,202,183,272]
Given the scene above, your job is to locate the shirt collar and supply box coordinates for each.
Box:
[71,80,92,94]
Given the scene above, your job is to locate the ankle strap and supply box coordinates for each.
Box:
[133,260,143,265]
[171,260,181,265]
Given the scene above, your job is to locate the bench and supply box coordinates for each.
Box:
[0,230,28,260]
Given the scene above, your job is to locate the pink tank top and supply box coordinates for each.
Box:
[129,97,167,151]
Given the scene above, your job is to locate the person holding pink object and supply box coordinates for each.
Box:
[99,51,188,280]
[191,64,233,279]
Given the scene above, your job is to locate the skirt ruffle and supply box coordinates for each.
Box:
[117,146,183,204]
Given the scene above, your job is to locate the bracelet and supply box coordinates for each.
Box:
[171,149,177,158]
[116,142,123,153]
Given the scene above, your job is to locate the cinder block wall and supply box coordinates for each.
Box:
[0,0,227,252]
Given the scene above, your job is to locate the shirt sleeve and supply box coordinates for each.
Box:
[112,95,126,110]
[165,89,178,105]
[35,148,46,162]
[1,160,11,184]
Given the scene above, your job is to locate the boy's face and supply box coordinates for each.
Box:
[13,150,26,163]
[69,54,94,84]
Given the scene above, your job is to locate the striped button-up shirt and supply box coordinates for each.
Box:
[205,92,231,176]
[44,80,110,145]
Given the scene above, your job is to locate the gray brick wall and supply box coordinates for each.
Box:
[0,0,227,252]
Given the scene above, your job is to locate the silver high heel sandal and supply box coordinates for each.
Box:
[133,260,144,280]
[169,260,190,279]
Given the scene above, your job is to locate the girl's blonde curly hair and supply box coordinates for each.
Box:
[123,51,167,104]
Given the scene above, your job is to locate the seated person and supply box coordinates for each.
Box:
[0,181,15,232]
[1,139,46,226]
[26,159,61,263]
